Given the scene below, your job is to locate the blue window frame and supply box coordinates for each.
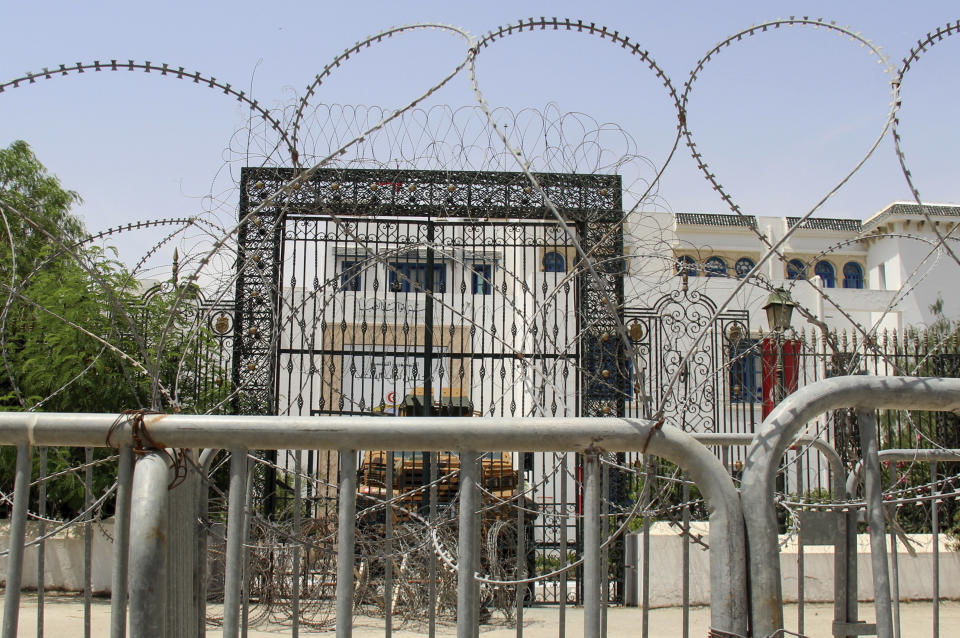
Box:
[388,262,446,293]
[729,338,760,403]
[471,264,492,295]
[786,259,807,280]
[705,256,727,277]
[543,251,566,273]
[843,262,864,289]
[676,255,697,276]
[814,261,835,288]
[340,261,361,291]
[734,257,755,279]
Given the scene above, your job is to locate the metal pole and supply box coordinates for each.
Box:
[336,449,357,638]
[600,459,609,638]
[198,448,221,638]
[858,410,893,638]
[293,449,302,638]
[128,452,170,638]
[110,445,134,638]
[223,447,248,638]
[559,453,568,638]
[681,480,690,638]
[931,462,939,638]
[456,450,480,638]
[2,443,32,638]
[796,454,804,636]
[890,522,901,638]
[583,453,601,638]
[240,461,254,638]
[516,469,525,637]
[641,459,652,638]
[385,451,393,638]
[84,447,93,638]
[428,452,437,638]
[37,446,46,638]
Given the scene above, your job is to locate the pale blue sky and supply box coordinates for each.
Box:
[1,1,957,273]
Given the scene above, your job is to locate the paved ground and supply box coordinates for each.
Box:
[3,593,959,636]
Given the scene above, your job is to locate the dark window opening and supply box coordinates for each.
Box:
[543,251,566,273]
[388,262,446,293]
[471,264,493,295]
[843,262,864,289]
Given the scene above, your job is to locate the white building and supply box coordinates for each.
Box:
[638,201,960,336]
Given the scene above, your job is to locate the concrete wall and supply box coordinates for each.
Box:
[2,517,958,607]
[626,522,960,608]
[0,520,114,593]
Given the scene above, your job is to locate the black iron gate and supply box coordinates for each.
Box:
[233,167,627,603]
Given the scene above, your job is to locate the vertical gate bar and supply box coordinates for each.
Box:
[336,449,357,638]
[293,450,302,638]
[583,453,601,638]
[84,447,93,638]
[428,452,438,638]
[559,454,568,638]
[796,455,804,636]
[110,445,134,638]
[240,461,254,638]
[385,451,393,638]
[931,462,939,638]
[858,410,893,638]
[37,446,46,638]
[223,447,248,638]
[457,450,480,638]
[2,443,32,638]
[890,526,901,638]
[642,460,651,638]
[473,502,480,638]
[197,454,210,638]
[516,470,525,638]
[682,480,690,638]
[844,504,858,629]
[600,460,609,638]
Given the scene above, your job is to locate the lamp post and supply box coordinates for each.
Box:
[761,288,797,418]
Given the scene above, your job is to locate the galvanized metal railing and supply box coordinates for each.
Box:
[741,376,960,638]
[0,412,749,638]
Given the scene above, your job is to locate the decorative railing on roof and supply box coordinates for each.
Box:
[676,213,757,228]
[786,217,862,232]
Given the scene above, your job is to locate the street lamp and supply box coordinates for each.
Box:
[763,288,795,332]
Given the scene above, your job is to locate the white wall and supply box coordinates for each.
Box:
[0,520,114,593]
[626,522,960,608]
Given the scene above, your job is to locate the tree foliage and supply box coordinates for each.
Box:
[0,141,221,519]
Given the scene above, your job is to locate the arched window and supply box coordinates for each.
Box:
[676,255,697,276]
[786,259,807,280]
[705,256,727,277]
[843,262,864,289]
[543,251,566,273]
[814,261,835,288]
[734,257,756,279]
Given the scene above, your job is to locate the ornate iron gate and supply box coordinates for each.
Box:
[232,168,626,602]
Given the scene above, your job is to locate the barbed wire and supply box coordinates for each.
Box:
[0,13,958,627]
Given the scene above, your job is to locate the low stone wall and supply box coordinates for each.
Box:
[0,520,115,593]
[626,522,960,607]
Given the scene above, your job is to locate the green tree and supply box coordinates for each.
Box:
[0,141,148,412]
[0,141,221,518]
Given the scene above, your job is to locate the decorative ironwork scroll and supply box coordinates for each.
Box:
[625,287,750,433]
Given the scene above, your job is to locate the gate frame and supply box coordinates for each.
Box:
[233,167,626,419]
